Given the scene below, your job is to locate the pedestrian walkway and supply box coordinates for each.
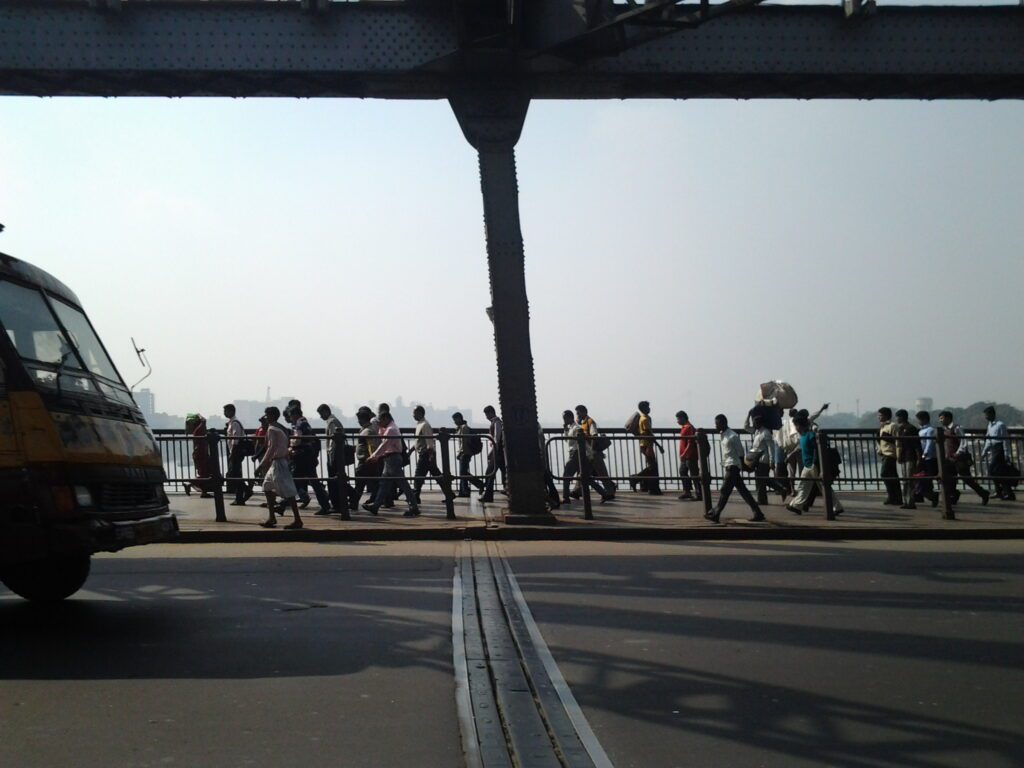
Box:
[169,491,1024,541]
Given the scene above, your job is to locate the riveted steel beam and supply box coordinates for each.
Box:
[0,2,1022,100]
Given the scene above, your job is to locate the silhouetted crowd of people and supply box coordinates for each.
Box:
[179,399,1019,527]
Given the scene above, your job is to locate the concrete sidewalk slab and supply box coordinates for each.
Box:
[168,489,1024,542]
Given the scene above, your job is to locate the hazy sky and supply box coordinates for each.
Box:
[0,96,1021,427]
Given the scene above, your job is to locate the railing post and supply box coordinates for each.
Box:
[577,432,593,521]
[697,429,713,516]
[438,430,456,520]
[207,430,226,523]
[817,430,836,521]
[936,427,955,520]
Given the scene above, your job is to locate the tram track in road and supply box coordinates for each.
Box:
[453,541,614,768]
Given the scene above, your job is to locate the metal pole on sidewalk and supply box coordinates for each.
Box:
[697,429,713,516]
[817,430,836,521]
[578,432,593,521]
[936,428,955,520]
[450,89,550,521]
[439,430,456,520]
[208,430,227,523]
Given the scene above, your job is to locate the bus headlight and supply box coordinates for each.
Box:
[74,485,95,508]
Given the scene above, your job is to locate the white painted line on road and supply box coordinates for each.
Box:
[494,545,616,768]
[452,544,484,768]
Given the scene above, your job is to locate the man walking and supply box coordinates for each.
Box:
[480,405,504,503]
[223,403,253,506]
[453,412,485,498]
[628,401,664,495]
[750,414,787,504]
[560,410,611,504]
[411,405,454,504]
[363,412,420,517]
[915,411,940,507]
[289,406,331,513]
[938,410,989,505]
[575,405,616,499]
[676,410,701,502]
[317,404,352,519]
[983,405,1016,501]
[350,407,382,511]
[894,409,921,510]
[786,416,845,516]
[877,407,902,506]
[706,414,764,523]
[256,406,302,529]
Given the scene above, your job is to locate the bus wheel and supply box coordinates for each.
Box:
[1,554,92,602]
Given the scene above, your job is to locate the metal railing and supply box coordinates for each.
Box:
[154,425,1022,523]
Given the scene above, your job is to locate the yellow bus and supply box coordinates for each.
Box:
[0,252,177,601]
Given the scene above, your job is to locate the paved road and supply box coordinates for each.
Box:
[2,540,1023,768]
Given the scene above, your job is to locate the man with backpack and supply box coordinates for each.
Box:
[288,405,331,514]
[560,410,612,505]
[576,404,616,500]
[223,403,254,506]
[627,400,664,495]
[453,412,485,498]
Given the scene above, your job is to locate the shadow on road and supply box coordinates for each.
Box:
[0,555,453,682]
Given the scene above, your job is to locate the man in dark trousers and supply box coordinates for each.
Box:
[479,405,504,503]
[350,407,382,511]
[877,407,903,506]
[318,403,353,519]
[223,403,253,506]
[289,405,331,513]
[453,412,486,498]
[706,414,764,523]
[938,410,989,505]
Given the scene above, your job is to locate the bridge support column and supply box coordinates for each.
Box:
[450,89,551,522]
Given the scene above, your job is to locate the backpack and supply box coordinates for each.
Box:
[624,412,641,435]
[593,435,612,453]
[465,434,483,456]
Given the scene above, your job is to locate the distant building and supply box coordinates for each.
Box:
[915,397,934,414]
[134,388,156,419]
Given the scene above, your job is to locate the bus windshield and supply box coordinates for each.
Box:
[0,280,72,366]
[0,279,130,405]
[50,298,121,384]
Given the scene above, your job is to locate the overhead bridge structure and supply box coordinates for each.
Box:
[2,0,1022,518]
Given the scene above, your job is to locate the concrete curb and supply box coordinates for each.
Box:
[175,526,1024,544]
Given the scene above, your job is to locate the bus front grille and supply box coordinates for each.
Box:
[99,483,162,511]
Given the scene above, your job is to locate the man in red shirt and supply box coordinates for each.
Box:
[676,410,701,502]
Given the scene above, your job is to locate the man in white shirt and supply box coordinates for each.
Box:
[256,406,302,529]
[223,403,253,506]
[983,405,1016,501]
[750,414,788,504]
[705,414,764,523]
[318,403,353,520]
[411,405,454,505]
